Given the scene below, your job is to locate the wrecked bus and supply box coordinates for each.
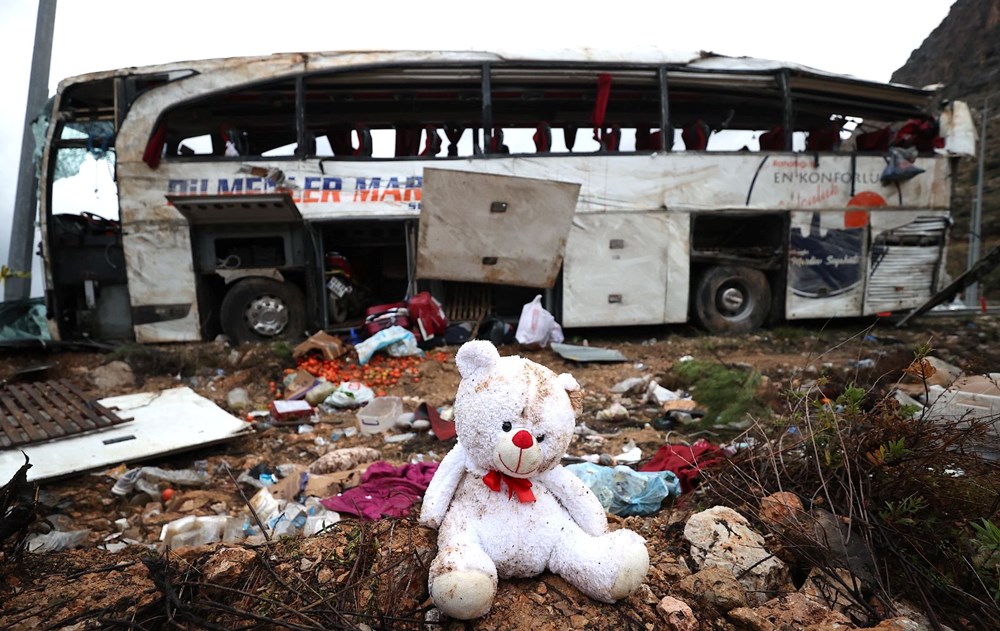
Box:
[35,49,976,344]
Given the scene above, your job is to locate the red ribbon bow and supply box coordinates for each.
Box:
[483,470,536,503]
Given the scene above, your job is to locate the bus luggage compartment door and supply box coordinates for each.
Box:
[561,212,678,327]
[416,168,580,288]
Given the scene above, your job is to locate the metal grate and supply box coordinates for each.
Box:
[0,380,129,449]
[444,283,493,323]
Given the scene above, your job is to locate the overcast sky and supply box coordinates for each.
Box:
[1,0,957,296]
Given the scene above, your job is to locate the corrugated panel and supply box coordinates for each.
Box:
[866,217,947,312]
[0,380,129,449]
[867,247,940,302]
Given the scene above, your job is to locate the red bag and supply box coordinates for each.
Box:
[364,302,409,337]
[407,292,448,343]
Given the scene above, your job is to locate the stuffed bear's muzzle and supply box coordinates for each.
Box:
[492,428,543,477]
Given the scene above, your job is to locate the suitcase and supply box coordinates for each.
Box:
[407,291,448,344]
[363,302,410,337]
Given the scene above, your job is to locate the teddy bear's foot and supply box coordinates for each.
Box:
[431,570,496,620]
[610,540,650,600]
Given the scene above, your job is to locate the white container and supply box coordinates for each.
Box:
[356,396,403,435]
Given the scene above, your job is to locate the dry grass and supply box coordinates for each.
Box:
[701,369,1000,629]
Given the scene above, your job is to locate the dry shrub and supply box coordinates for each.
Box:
[702,378,1000,630]
[106,518,434,630]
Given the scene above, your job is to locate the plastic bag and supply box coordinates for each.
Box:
[880,146,925,184]
[514,295,564,348]
[111,463,210,497]
[565,462,680,516]
[0,300,51,341]
[353,325,423,365]
[322,382,375,409]
[27,529,91,553]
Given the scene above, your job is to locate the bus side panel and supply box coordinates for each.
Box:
[120,219,202,342]
[118,163,202,342]
[561,212,679,327]
[863,210,950,315]
[785,210,867,320]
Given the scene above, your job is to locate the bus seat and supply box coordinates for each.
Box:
[805,124,842,152]
[759,125,785,151]
[329,128,354,156]
[635,125,664,151]
[420,126,443,157]
[855,126,891,152]
[533,122,552,152]
[142,122,167,168]
[488,128,510,154]
[444,124,464,157]
[599,125,621,152]
[564,124,578,152]
[892,118,942,153]
[395,126,422,157]
[682,120,711,151]
[353,127,373,158]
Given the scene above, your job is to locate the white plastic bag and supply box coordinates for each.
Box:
[515,295,564,348]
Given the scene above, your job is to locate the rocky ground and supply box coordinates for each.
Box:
[1,314,999,630]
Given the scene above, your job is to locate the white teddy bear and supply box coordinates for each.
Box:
[419,340,650,620]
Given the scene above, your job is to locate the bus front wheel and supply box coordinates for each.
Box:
[693,266,771,334]
[220,278,306,344]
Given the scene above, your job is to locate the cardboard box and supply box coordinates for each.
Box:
[293,331,346,361]
[269,399,314,422]
[284,369,321,401]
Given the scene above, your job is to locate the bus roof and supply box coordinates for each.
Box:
[56,48,936,97]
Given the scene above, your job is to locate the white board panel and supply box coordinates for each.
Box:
[0,387,251,483]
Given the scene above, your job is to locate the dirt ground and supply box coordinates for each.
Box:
[1,314,998,630]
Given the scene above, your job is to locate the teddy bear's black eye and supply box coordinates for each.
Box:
[502,421,512,432]
[536,435,545,443]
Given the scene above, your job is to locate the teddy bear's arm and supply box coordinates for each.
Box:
[538,465,608,537]
[418,443,469,529]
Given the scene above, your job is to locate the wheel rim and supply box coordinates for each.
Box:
[244,295,289,336]
[717,282,751,318]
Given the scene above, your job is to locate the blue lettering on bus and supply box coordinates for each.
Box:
[354,177,381,202]
[169,175,423,204]
[218,178,244,194]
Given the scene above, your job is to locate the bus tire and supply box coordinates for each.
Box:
[220,278,306,344]
[693,266,771,334]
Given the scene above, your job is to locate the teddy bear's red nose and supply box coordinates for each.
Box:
[512,430,534,449]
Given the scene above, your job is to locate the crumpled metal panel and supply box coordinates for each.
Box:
[865,215,949,314]
[416,168,579,288]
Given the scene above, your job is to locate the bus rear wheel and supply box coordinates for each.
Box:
[693,266,771,334]
[220,278,305,344]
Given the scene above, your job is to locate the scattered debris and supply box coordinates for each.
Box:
[292,331,346,361]
[0,387,252,483]
[551,342,627,363]
[566,462,680,516]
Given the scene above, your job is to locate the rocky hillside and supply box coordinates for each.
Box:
[892,0,1000,276]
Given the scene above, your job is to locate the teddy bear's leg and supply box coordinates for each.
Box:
[429,532,498,620]
[549,526,649,603]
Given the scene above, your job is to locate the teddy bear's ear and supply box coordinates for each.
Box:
[557,373,583,415]
[456,340,501,379]
[556,372,580,392]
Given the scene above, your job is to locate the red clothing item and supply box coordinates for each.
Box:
[639,440,724,493]
[321,461,438,520]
